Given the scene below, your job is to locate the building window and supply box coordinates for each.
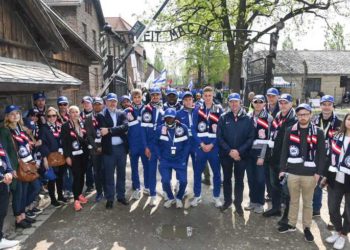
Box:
[306,78,321,95]
[82,23,87,42]
[92,30,97,51]
[85,0,92,15]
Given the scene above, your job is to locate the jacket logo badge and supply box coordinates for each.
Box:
[175,126,184,136]
[289,145,299,157]
[345,156,350,167]
[198,121,206,132]
[143,112,152,122]
[258,129,266,139]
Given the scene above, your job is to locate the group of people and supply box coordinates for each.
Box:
[0,86,349,249]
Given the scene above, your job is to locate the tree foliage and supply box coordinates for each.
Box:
[324,22,346,50]
[156,0,348,92]
[153,48,165,71]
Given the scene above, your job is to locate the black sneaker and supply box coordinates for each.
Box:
[278,224,296,233]
[25,211,37,219]
[58,197,68,204]
[263,209,281,217]
[51,200,62,208]
[304,227,314,242]
[106,200,113,209]
[85,186,94,194]
[15,220,32,229]
[312,211,321,217]
[25,217,36,224]
[31,207,43,215]
[220,202,232,212]
[117,198,129,206]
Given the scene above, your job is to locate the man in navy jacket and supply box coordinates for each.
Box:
[100,93,129,209]
[217,93,255,214]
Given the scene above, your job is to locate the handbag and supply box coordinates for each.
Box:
[47,152,66,167]
[11,134,39,182]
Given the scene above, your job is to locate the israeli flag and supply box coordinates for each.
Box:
[153,69,167,86]
[187,79,194,90]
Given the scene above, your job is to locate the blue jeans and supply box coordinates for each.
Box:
[194,147,221,198]
[313,186,323,212]
[129,145,149,190]
[63,166,73,192]
[12,181,28,216]
[103,145,127,201]
[26,179,41,207]
[85,155,94,188]
[221,157,246,206]
[246,156,265,205]
[159,160,187,200]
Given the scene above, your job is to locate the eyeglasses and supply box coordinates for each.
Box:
[47,114,57,118]
[58,103,68,106]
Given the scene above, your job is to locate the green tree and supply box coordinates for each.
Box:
[282,35,294,50]
[324,22,346,50]
[154,48,165,71]
[157,0,347,92]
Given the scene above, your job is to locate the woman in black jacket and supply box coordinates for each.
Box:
[61,106,88,211]
[39,107,67,208]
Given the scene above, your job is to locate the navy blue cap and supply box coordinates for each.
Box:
[93,97,103,104]
[27,108,39,117]
[57,96,69,105]
[252,95,266,102]
[150,87,161,95]
[182,91,193,98]
[120,95,131,103]
[266,88,279,96]
[166,88,178,96]
[5,105,20,114]
[320,95,334,104]
[296,103,312,113]
[23,118,36,130]
[33,92,46,101]
[106,93,118,101]
[81,96,93,103]
[228,93,241,102]
[164,108,177,118]
[279,93,293,103]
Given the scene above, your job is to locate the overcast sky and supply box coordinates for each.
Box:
[100,0,350,65]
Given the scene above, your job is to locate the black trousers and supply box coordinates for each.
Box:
[328,183,350,235]
[221,157,246,207]
[0,183,10,241]
[71,155,87,201]
[48,166,65,202]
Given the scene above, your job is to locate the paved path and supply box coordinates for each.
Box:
[5,161,350,249]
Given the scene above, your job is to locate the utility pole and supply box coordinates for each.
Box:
[301,60,308,102]
[97,0,170,97]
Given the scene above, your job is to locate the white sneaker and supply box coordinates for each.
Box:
[254,205,264,214]
[143,188,150,196]
[131,189,142,200]
[326,232,340,244]
[334,236,346,250]
[162,191,169,201]
[149,196,157,207]
[244,202,257,211]
[176,199,183,208]
[190,196,202,207]
[0,238,19,249]
[212,197,222,208]
[163,199,175,208]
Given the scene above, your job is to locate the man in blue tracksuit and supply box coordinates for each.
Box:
[217,93,255,214]
[191,86,223,208]
[155,108,190,208]
[140,87,164,206]
[163,88,182,111]
[124,89,149,200]
[176,91,196,169]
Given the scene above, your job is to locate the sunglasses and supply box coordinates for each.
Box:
[253,101,264,104]
[58,103,68,106]
[47,114,57,118]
